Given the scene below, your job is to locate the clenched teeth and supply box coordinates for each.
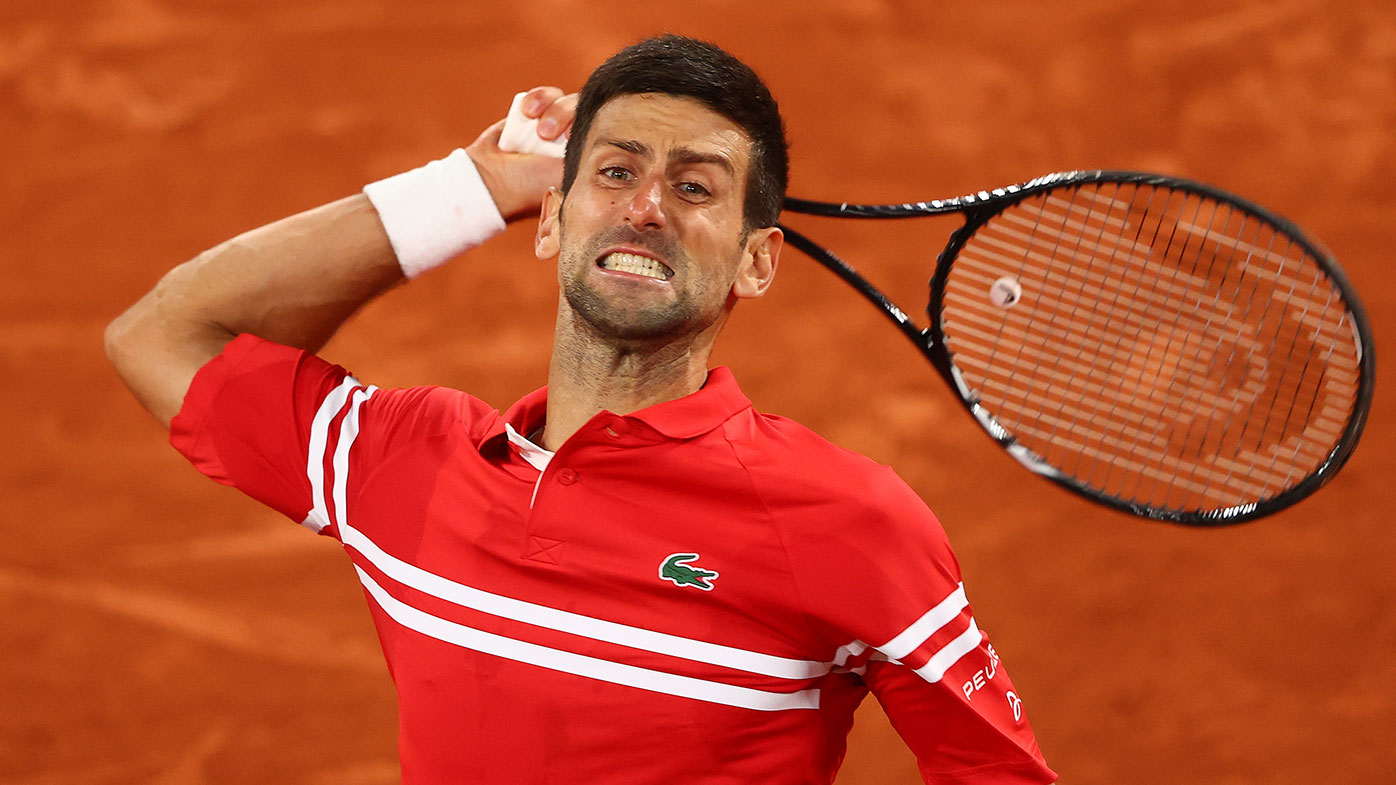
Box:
[599,252,673,280]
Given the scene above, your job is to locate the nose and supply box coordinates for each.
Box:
[624,176,666,230]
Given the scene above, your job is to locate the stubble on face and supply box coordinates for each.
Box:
[549,93,757,349]
[559,212,740,343]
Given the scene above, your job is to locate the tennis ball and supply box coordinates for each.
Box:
[989,276,1022,308]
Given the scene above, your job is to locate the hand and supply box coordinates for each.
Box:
[467,86,577,223]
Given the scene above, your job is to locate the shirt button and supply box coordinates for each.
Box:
[557,468,579,485]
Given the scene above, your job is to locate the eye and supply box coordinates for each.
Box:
[677,181,711,199]
[599,166,633,182]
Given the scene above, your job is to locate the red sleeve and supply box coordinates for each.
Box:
[865,652,1054,784]
[169,334,359,529]
[168,334,492,539]
[784,464,1056,784]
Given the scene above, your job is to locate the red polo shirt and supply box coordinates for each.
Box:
[171,334,1055,784]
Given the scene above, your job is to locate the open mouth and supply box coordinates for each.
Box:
[597,251,674,281]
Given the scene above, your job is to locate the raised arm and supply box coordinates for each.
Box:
[104,87,576,427]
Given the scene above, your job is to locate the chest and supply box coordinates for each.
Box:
[349,432,821,663]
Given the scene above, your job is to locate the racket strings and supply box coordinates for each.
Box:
[1129,190,1247,506]
[940,182,1361,515]
[1049,182,1175,498]
[1061,183,1166,495]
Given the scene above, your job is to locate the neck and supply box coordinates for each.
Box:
[538,309,723,450]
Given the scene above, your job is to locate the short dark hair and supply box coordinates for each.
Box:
[562,34,789,230]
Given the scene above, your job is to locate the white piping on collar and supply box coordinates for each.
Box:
[505,423,555,508]
[505,422,555,471]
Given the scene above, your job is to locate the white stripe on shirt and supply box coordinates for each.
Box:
[356,566,820,712]
[914,619,983,683]
[304,382,832,707]
[341,521,831,680]
[331,385,377,528]
[879,582,969,661]
[304,377,361,532]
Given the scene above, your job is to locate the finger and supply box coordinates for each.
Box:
[536,93,578,140]
[521,86,565,118]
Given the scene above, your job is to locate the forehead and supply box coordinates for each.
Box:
[584,93,752,168]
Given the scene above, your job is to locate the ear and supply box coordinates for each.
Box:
[732,226,782,299]
[534,187,564,260]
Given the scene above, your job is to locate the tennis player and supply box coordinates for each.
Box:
[106,34,1056,784]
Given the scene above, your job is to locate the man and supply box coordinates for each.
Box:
[106,35,1056,784]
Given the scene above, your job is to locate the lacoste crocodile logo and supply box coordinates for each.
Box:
[659,553,719,591]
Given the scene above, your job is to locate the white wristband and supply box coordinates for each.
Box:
[362,148,507,279]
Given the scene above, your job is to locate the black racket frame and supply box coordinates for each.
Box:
[779,170,1375,525]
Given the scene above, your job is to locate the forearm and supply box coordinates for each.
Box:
[105,193,402,426]
[165,193,400,348]
[107,87,573,429]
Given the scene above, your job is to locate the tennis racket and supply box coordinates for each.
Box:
[780,171,1374,525]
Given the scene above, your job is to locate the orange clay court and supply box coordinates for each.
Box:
[3,1,1394,783]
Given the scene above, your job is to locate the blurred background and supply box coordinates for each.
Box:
[2,0,1393,782]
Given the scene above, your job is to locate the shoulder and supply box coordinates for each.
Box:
[367,384,492,426]
[727,413,964,639]
[358,383,504,449]
[212,336,500,444]
[725,411,945,538]
[726,410,882,475]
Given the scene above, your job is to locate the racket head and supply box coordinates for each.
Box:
[926,171,1374,525]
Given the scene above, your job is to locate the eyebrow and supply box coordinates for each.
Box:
[597,138,735,176]
[672,149,735,176]
[601,138,650,156]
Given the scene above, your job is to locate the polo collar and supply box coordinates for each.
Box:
[481,366,752,449]
[625,366,751,438]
